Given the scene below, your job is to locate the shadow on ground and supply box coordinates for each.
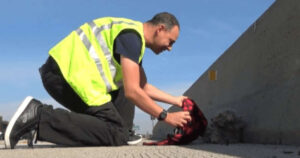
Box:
[181,142,300,158]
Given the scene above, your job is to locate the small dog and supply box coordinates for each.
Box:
[202,110,246,144]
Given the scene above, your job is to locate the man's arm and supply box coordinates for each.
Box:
[121,55,191,127]
[139,66,187,107]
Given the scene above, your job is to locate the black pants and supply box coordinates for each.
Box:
[37,57,135,146]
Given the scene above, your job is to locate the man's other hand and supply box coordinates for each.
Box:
[174,96,188,107]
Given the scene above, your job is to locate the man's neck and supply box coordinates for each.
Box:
[143,22,155,48]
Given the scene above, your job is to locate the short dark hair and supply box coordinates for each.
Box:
[147,12,180,30]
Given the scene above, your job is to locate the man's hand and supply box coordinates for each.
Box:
[173,96,189,107]
[164,111,191,128]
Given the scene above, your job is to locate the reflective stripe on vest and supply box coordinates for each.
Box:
[75,20,137,92]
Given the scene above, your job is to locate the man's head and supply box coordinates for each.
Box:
[144,12,180,54]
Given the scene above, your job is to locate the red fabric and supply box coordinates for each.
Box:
[143,98,207,145]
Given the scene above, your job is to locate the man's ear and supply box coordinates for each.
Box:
[157,24,166,33]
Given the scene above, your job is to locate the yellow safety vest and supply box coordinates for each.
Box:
[49,17,146,106]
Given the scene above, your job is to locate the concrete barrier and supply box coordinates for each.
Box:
[153,0,300,145]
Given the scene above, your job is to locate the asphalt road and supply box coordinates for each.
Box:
[0,140,299,158]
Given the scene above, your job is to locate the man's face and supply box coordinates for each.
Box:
[151,25,179,54]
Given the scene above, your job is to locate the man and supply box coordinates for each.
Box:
[5,12,192,149]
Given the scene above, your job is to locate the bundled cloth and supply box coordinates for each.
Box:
[143,98,207,145]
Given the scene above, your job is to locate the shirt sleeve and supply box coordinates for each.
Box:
[113,30,142,65]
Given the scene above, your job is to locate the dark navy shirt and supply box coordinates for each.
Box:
[113,30,142,65]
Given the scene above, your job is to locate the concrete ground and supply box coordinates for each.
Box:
[0,140,299,158]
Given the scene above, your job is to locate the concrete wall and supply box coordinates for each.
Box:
[153,0,300,145]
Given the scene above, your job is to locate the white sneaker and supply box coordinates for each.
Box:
[5,96,42,149]
[127,134,142,145]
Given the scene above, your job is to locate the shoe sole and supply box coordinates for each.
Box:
[127,135,143,145]
[5,96,33,149]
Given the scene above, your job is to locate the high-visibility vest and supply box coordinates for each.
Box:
[49,17,146,106]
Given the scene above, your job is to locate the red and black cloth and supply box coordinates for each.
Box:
[143,98,207,145]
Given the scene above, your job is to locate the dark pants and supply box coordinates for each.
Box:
[37,57,135,146]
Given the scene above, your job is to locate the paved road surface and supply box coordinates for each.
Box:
[0,140,299,158]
